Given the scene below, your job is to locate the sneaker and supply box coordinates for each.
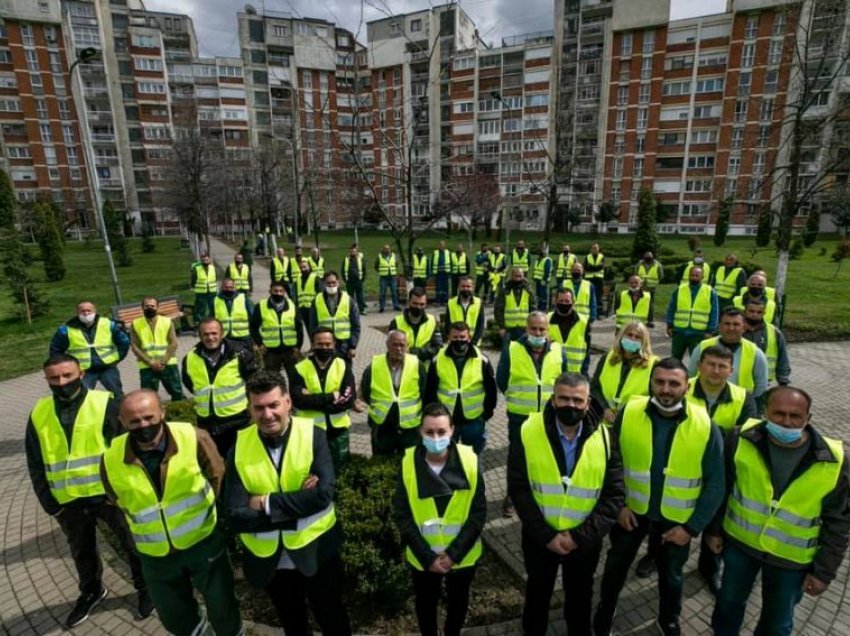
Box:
[502,496,515,518]
[635,553,656,578]
[655,618,681,636]
[136,590,155,621]
[66,587,107,628]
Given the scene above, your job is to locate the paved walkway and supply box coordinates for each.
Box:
[2,241,850,635]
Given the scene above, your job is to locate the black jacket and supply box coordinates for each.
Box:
[181,340,258,432]
[508,402,625,549]
[289,354,357,423]
[423,345,497,426]
[392,443,486,568]
[709,421,850,583]
[224,422,341,586]
[25,388,121,516]
[360,355,427,430]
[249,297,304,350]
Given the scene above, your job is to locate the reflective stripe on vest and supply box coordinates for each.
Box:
[474,252,488,276]
[673,283,712,330]
[681,262,711,283]
[451,252,468,274]
[378,254,398,277]
[132,316,176,368]
[448,297,481,333]
[272,256,290,283]
[236,418,336,555]
[343,255,364,281]
[433,249,451,274]
[533,257,551,282]
[713,266,742,299]
[556,253,576,279]
[764,326,778,382]
[598,351,657,409]
[295,273,319,309]
[214,294,250,339]
[315,292,352,341]
[620,396,711,523]
[293,358,351,430]
[31,391,110,503]
[227,263,250,291]
[66,318,119,369]
[505,341,563,416]
[637,262,660,287]
[687,377,747,432]
[545,314,587,373]
[395,313,437,349]
[512,249,530,270]
[559,279,592,319]
[194,264,216,293]
[434,347,486,419]
[307,256,325,278]
[723,420,843,564]
[585,253,604,279]
[186,352,247,418]
[504,289,531,328]
[522,412,609,530]
[402,444,482,570]
[103,422,216,556]
[488,253,505,272]
[615,291,651,330]
[412,255,428,278]
[369,353,421,427]
[697,336,757,392]
[258,300,298,347]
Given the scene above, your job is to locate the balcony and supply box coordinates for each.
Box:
[98,177,123,188]
[95,157,120,166]
[87,111,114,123]
[83,86,109,98]
[91,133,116,143]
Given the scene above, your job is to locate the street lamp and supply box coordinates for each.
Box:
[69,47,123,305]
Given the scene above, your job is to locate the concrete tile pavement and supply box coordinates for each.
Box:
[3,250,849,635]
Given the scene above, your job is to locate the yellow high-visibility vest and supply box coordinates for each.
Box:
[377,254,398,277]
[193,264,217,293]
[272,256,290,283]
[395,313,437,349]
[66,317,119,369]
[293,358,351,430]
[434,346,486,419]
[227,263,251,291]
[559,279,593,320]
[556,253,576,279]
[412,254,428,278]
[214,294,250,339]
[451,252,468,275]
[258,300,298,347]
[343,255,364,281]
[637,262,660,288]
[448,297,482,334]
[713,266,743,300]
[597,350,657,409]
[432,249,452,274]
[673,283,712,330]
[185,351,247,418]
[687,377,747,432]
[294,273,319,309]
[368,353,421,427]
[533,257,552,282]
[546,313,588,373]
[132,315,176,368]
[307,256,325,278]
[512,249,530,270]
[694,336,759,392]
[504,289,531,328]
[615,291,651,330]
[585,253,605,279]
[681,261,711,282]
[505,341,563,416]
[314,292,352,341]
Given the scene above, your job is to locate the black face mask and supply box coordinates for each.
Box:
[220,291,235,299]
[270,294,285,303]
[450,341,469,356]
[745,316,763,327]
[508,281,522,289]
[562,250,570,255]
[130,422,162,444]
[459,290,472,300]
[571,273,582,281]
[556,303,573,315]
[50,379,82,401]
[748,287,763,297]
[555,405,585,427]
[313,348,334,362]
[408,306,423,319]
[143,308,158,319]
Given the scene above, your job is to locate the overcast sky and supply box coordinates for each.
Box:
[144,0,728,58]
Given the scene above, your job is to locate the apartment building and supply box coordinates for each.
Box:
[0,0,94,229]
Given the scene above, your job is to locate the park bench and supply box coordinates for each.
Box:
[111,294,194,334]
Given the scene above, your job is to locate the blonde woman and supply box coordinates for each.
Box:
[590,322,658,423]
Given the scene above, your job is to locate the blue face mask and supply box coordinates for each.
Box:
[527,335,547,348]
[422,435,451,454]
[620,338,642,353]
[765,420,804,444]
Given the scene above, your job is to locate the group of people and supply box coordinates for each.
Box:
[29,241,842,636]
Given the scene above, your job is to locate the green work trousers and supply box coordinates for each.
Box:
[326,426,350,473]
[140,365,184,401]
[194,292,216,324]
[139,530,242,636]
[671,330,708,362]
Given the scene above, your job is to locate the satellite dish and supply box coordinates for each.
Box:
[244,4,257,14]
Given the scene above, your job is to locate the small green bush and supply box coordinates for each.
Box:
[336,455,411,616]
[165,399,197,424]
[790,239,805,260]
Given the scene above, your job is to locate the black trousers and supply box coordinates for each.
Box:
[589,277,605,314]
[596,516,690,627]
[411,566,476,636]
[522,533,602,636]
[56,502,146,595]
[265,556,351,636]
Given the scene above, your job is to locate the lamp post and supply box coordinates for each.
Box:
[273,134,300,245]
[70,47,123,305]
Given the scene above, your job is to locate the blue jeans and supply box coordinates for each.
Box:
[535,282,550,311]
[82,365,123,398]
[712,541,805,636]
[453,417,487,453]
[435,274,450,304]
[379,276,399,311]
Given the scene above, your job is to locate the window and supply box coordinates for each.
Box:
[734,99,748,122]
[753,152,766,175]
[660,132,684,145]
[453,57,474,71]
[637,108,648,130]
[741,43,755,68]
[687,155,715,169]
[728,156,740,175]
[53,75,65,96]
[639,83,650,104]
[613,157,623,178]
[725,178,738,196]
[760,98,774,121]
[745,15,759,39]
[453,101,473,114]
[773,12,786,36]
[272,24,289,37]
[768,39,782,65]
[693,104,719,119]
[67,147,78,166]
[696,77,724,93]
[478,120,499,136]
[657,156,683,170]
[579,85,599,101]
[643,29,654,54]
[611,185,621,203]
[131,34,157,48]
[763,69,778,93]
[49,51,61,73]
[0,49,9,64]
[665,55,694,71]
[0,97,21,111]
[137,81,166,94]
[616,110,626,131]
[63,124,74,144]
[691,129,718,144]
[502,118,521,132]
[40,122,52,142]
[6,146,30,158]
[525,93,549,108]
[525,69,550,83]
[641,56,652,79]
[698,52,728,67]
[738,72,751,96]
[614,135,625,154]
[757,126,771,146]
[21,24,34,46]
[686,179,713,192]
[25,49,38,71]
[218,65,241,77]
[731,127,744,149]
[682,204,708,217]
[635,135,646,153]
[633,157,644,178]
[44,146,57,165]
[663,80,691,96]
[619,59,630,82]
[248,20,265,43]
[618,86,628,105]
[410,19,422,32]
[253,70,268,84]
[35,98,47,119]
[0,74,15,88]
[134,57,163,71]
[250,49,266,64]
[621,32,633,56]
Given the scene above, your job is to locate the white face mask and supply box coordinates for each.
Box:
[78,313,96,326]
[325,285,338,295]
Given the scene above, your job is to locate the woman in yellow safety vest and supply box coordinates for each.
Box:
[590,321,658,424]
[393,403,486,636]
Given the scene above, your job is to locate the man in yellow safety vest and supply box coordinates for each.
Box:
[636,251,664,327]
[444,276,485,345]
[130,296,184,401]
[250,281,303,379]
[224,371,351,635]
[309,271,360,360]
[707,386,850,636]
[743,298,791,386]
[666,266,719,361]
[214,278,254,354]
[190,253,218,323]
[375,244,402,312]
[710,253,747,310]
[451,242,471,297]
[226,252,252,294]
[390,286,443,364]
[432,240,453,305]
[583,243,606,317]
[496,267,537,342]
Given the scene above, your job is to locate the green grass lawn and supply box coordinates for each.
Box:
[0,237,194,380]
[277,230,850,340]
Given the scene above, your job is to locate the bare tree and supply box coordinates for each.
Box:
[435,168,502,252]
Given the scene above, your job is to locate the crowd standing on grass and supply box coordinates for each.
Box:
[28,239,850,636]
